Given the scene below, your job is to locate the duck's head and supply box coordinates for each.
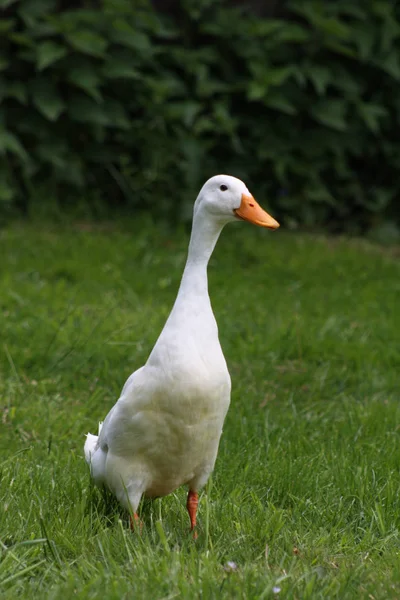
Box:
[194,175,279,230]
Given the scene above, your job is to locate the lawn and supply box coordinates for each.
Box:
[0,220,399,599]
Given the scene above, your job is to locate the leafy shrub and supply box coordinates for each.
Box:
[0,0,399,230]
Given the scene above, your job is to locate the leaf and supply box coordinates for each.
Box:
[336,5,366,20]
[29,21,58,38]
[380,16,400,55]
[306,182,336,206]
[54,156,84,187]
[357,102,388,134]
[193,116,214,135]
[64,9,105,28]
[0,127,29,162]
[84,144,116,163]
[311,99,348,131]
[248,65,295,101]
[68,94,110,126]
[251,64,295,87]
[36,41,68,70]
[30,79,65,121]
[0,58,10,71]
[102,52,140,80]
[109,21,151,53]
[196,78,229,98]
[67,65,102,102]
[305,65,332,95]
[0,0,19,10]
[318,17,350,39]
[65,30,108,58]
[9,32,34,47]
[164,102,202,127]
[264,91,297,115]
[37,141,67,168]
[213,102,237,134]
[146,75,186,103]
[378,51,400,80]
[324,40,357,58]
[351,24,376,60]
[103,98,130,130]
[292,68,307,87]
[290,3,350,39]
[0,19,15,33]
[153,22,179,40]
[0,179,14,203]
[247,82,266,101]
[331,66,362,96]
[17,47,36,63]
[18,0,57,22]
[14,111,48,138]
[371,1,395,19]
[364,188,393,211]
[4,81,28,104]
[249,19,286,36]
[275,23,309,43]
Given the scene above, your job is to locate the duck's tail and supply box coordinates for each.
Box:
[84,421,103,465]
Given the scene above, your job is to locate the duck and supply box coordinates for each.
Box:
[84,174,279,535]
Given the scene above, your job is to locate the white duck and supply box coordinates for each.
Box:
[84,175,279,534]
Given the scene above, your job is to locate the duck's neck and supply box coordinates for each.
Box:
[178,211,224,299]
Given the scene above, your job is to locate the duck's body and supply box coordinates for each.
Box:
[84,175,279,532]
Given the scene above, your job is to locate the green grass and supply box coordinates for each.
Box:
[1,221,399,599]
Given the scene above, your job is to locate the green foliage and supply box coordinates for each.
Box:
[0,0,400,229]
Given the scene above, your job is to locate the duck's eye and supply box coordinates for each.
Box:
[220,185,228,191]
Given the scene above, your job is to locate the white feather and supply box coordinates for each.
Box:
[84,175,278,515]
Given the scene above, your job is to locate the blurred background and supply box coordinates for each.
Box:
[1,0,399,239]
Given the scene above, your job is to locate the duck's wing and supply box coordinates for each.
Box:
[96,365,161,454]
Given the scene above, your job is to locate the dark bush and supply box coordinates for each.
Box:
[0,0,399,230]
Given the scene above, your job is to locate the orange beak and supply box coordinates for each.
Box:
[234,194,280,229]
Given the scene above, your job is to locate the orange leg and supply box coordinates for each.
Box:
[187,490,199,539]
[129,513,142,533]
